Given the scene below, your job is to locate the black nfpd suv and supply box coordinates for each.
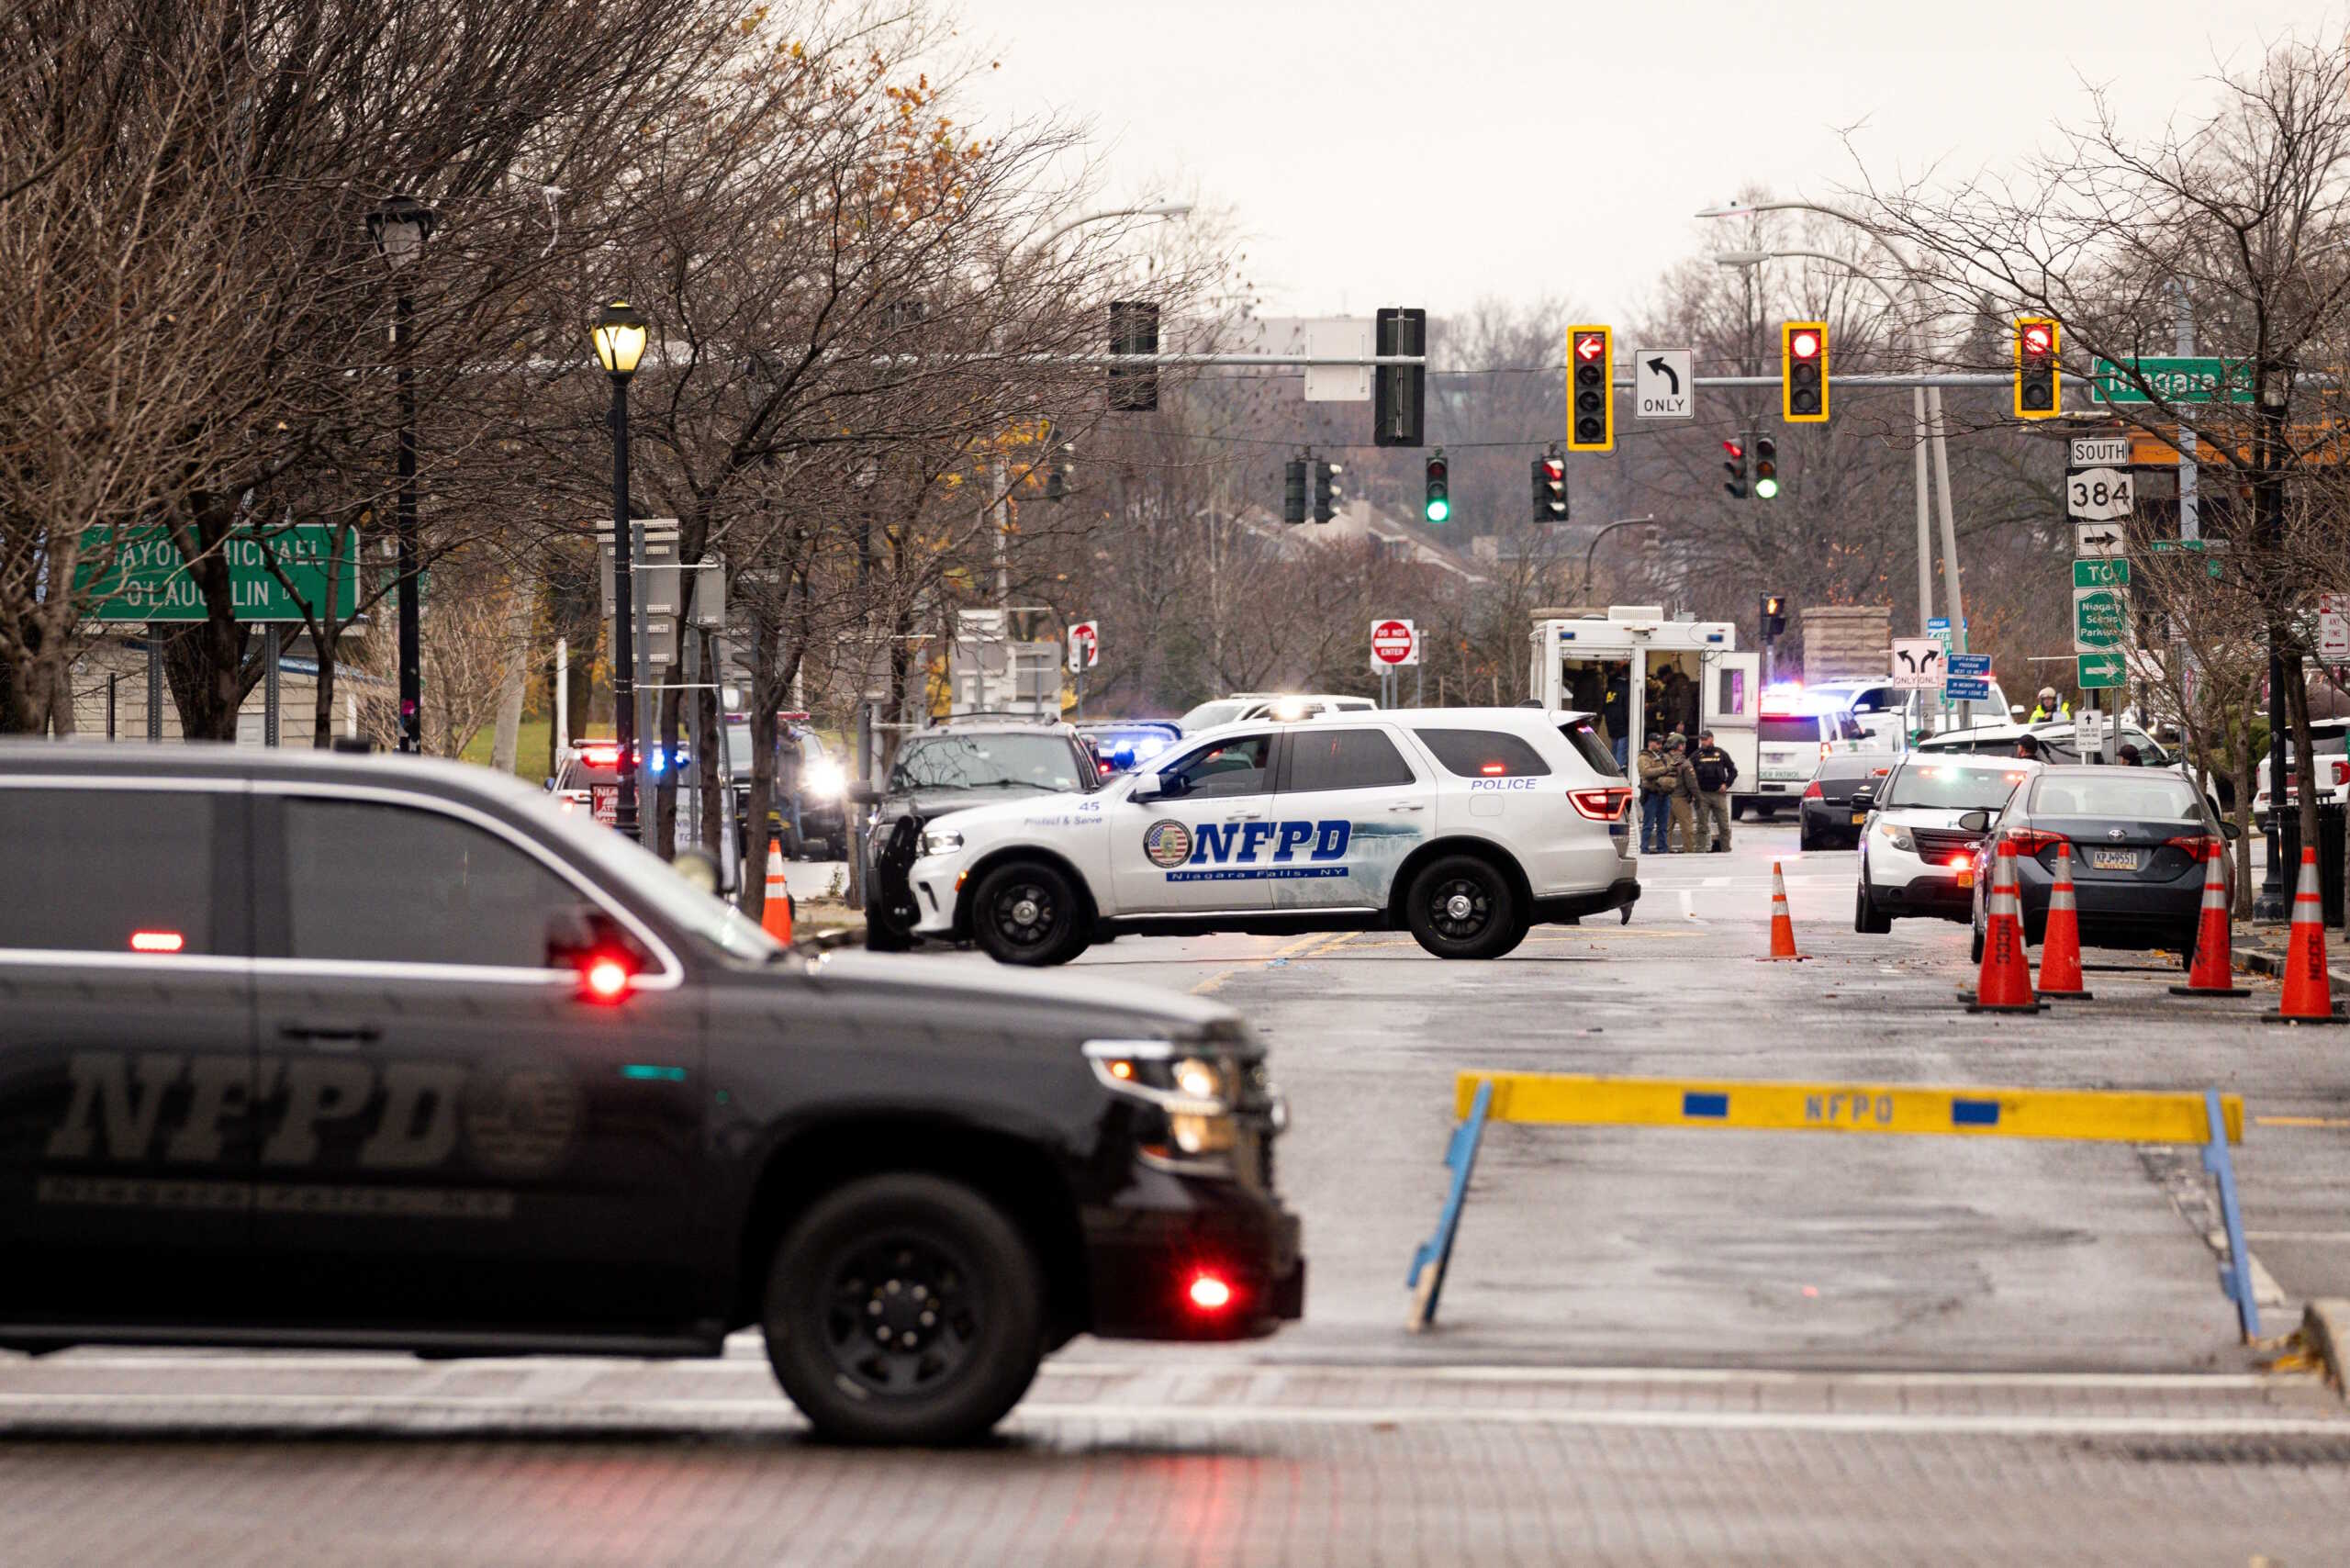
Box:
[0,745,1301,1444]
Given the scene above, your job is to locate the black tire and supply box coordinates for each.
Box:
[863,917,915,954]
[1798,823,1818,853]
[763,1173,1046,1446]
[1404,854,1519,959]
[2176,925,2201,972]
[1489,917,1532,958]
[1854,879,1892,935]
[969,860,1091,967]
[1730,799,1747,821]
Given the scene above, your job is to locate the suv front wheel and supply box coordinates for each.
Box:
[1404,855,1520,959]
[762,1173,1047,1445]
[969,859,1091,966]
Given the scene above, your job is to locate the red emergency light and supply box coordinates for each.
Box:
[1185,1272,1235,1314]
[581,745,621,767]
[129,930,185,953]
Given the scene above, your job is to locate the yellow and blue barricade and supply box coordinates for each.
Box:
[1405,1071,2257,1338]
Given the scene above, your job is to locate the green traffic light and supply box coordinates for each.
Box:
[1425,498,1449,523]
[1753,476,1779,499]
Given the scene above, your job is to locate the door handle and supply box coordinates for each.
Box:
[278,1022,381,1047]
[1224,811,1263,821]
[1388,803,1427,812]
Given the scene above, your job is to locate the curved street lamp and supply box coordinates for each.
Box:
[367,194,437,755]
[593,299,651,837]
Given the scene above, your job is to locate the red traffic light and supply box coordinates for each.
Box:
[2020,322,2053,357]
[1572,332,1606,363]
[1720,439,1745,459]
[1540,458,1563,480]
[1789,330,1821,361]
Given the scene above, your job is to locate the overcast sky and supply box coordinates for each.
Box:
[947,0,2334,322]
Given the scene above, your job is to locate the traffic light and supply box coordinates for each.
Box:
[1567,326,1613,452]
[1109,300,1158,412]
[1532,454,1568,522]
[2014,317,2060,419]
[1721,435,1747,499]
[1374,307,1427,446]
[1760,594,1788,639]
[1044,442,1070,502]
[1314,459,1342,523]
[1282,458,1307,525]
[1781,321,1828,422]
[1751,434,1778,499]
[1423,451,1449,523]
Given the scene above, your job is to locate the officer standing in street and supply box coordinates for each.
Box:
[2030,686,2070,722]
[1666,733,1702,854]
[1636,733,1673,856]
[1692,728,1738,852]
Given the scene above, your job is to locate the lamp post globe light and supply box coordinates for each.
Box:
[367,194,437,754]
[594,300,650,837]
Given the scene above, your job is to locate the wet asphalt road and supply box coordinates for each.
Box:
[6,816,2348,1564]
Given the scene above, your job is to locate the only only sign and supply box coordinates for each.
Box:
[1371,618,1418,666]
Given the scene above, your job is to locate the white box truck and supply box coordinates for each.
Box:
[1528,606,1759,798]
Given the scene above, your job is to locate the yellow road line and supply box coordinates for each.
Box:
[2253,1115,2350,1129]
[1188,930,1346,995]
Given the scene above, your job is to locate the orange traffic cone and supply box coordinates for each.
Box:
[2171,839,2250,997]
[2037,843,2092,1000]
[1966,838,2045,1013]
[1759,861,1808,960]
[2266,846,2344,1025]
[760,834,795,944]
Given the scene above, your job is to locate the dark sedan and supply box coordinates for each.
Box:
[1965,766,2238,965]
[1797,752,1893,851]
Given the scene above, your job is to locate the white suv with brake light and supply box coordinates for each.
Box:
[1853,754,2041,932]
[903,709,1639,964]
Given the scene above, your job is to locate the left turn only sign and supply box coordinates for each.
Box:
[1635,349,1693,420]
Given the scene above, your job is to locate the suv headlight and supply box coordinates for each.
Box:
[1083,1040,1242,1162]
[1875,819,1916,853]
[921,827,964,857]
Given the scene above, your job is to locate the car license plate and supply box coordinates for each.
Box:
[2090,848,2141,871]
[1850,811,1867,825]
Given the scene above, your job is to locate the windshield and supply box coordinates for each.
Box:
[1178,700,1251,733]
[2031,774,2201,820]
[1885,763,2032,811]
[890,733,1090,794]
[516,783,781,963]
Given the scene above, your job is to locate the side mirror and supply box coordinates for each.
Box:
[2221,821,2244,841]
[1957,809,1992,833]
[542,776,556,791]
[1129,772,1165,803]
[669,846,722,896]
[847,784,883,807]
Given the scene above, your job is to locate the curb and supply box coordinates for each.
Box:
[800,924,866,953]
[2233,945,2350,989]
[2301,1299,2350,1400]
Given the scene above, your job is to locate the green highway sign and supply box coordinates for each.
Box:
[2089,356,2253,405]
[2073,586,2128,652]
[2073,558,2130,589]
[76,524,362,623]
[2077,652,2126,689]
[2149,537,2225,579]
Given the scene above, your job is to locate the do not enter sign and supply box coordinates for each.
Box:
[1371,618,1418,666]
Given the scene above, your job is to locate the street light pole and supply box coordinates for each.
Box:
[591,300,651,836]
[367,194,437,754]
[1581,515,1660,599]
[1700,204,1972,690]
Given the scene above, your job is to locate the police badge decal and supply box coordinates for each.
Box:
[1143,818,1193,869]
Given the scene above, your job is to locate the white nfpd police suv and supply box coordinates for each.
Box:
[903,708,1639,964]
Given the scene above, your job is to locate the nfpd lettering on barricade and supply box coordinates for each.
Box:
[1407,1071,2257,1338]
